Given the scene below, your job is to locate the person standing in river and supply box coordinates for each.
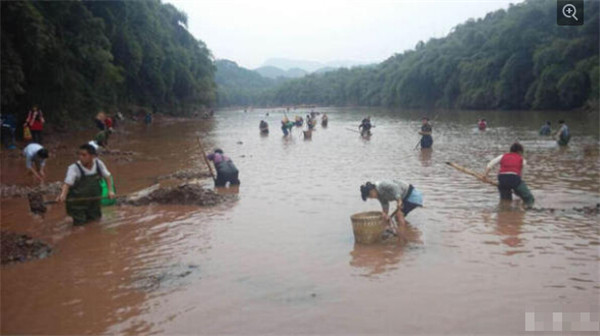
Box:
[555,120,570,146]
[23,142,49,185]
[206,149,240,187]
[359,116,372,137]
[418,117,433,149]
[539,121,552,136]
[57,144,115,225]
[478,119,487,131]
[360,180,424,237]
[24,105,45,144]
[484,142,534,208]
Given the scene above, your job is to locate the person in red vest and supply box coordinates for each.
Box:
[24,105,45,143]
[484,142,534,207]
[478,119,487,131]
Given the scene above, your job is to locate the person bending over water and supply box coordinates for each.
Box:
[360,180,423,236]
[484,142,534,208]
[23,143,49,184]
[207,149,240,187]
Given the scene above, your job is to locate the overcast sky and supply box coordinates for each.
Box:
[166,0,522,69]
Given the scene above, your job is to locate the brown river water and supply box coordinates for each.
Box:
[1,108,599,334]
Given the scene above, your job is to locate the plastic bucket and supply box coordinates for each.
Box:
[350,211,386,244]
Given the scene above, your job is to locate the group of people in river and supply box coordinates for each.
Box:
[359,115,573,238]
[263,110,329,138]
[10,108,156,226]
[7,105,577,235]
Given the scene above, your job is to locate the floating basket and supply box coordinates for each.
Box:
[350,211,386,244]
[303,130,312,139]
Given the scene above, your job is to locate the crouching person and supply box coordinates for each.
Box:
[207,148,240,187]
[360,180,423,237]
[57,144,115,225]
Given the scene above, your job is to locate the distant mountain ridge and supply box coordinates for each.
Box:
[254,66,307,79]
[261,57,369,73]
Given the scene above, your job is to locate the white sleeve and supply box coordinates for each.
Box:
[97,160,111,178]
[25,154,33,169]
[487,155,504,170]
[64,165,79,186]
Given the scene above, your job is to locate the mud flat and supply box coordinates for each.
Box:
[0,182,62,198]
[1,232,52,265]
[123,183,228,206]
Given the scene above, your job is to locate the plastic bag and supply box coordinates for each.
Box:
[23,126,32,140]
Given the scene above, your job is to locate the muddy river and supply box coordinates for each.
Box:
[1,108,599,334]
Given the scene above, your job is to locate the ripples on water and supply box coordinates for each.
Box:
[1,108,598,334]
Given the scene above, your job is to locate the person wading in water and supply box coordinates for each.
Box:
[418,117,433,149]
[360,180,424,238]
[57,144,115,225]
[555,120,570,146]
[206,149,240,187]
[539,121,551,136]
[484,142,534,208]
[358,117,372,137]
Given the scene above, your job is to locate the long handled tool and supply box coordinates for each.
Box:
[445,162,498,187]
[196,137,216,181]
[28,194,119,214]
[29,183,161,214]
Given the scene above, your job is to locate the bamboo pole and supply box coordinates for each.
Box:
[197,137,216,181]
[445,162,498,187]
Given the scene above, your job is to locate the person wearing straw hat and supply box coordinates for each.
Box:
[360,180,424,236]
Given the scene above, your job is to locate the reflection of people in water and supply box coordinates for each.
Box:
[494,206,525,248]
[349,229,422,276]
[419,147,432,167]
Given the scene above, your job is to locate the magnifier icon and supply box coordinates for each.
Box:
[562,4,578,21]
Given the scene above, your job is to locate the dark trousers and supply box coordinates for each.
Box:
[215,171,240,187]
[31,130,42,144]
[498,174,534,205]
[402,201,420,216]
[420,135,433,148]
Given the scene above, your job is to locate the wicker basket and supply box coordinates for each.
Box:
[350,211,386,244]
[303,130,312,138]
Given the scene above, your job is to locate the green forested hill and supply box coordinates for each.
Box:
[215,60,285,106]
[263,0,599,110]
[1,0,216,123]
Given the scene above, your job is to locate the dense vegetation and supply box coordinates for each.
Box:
[215,60,284,106]
[252,0,599,110]
[1,0,215,124]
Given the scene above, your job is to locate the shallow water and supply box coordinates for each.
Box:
[1,108,599,334]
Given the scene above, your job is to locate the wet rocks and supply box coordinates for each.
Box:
[573,203,600,215]
[131,264,198,292]
[1,231,52,265]
[124,183,227,206]
[530,203,600,215]
[1,181,62,198]
[27,192,47,214]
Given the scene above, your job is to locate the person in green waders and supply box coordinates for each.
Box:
[56,144,115,225]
